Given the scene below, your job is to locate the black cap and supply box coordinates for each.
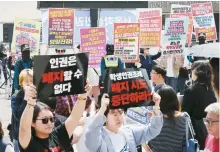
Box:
[21,44,30,52]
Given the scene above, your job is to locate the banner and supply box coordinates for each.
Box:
[104,68,152,109]
[12,17,41,56]
[33,53,88,98]
[191,2,217,41]
[80,27,106,68]
[170,5,193,44]
[114,23,140,63]
[48,8,74,46]
[163,18,189,55]
[41,9,136,44]
[137,8,162,48]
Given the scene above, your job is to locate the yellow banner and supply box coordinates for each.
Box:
[12,17,41,56]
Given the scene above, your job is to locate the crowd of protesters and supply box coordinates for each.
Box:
[0,31,219,152]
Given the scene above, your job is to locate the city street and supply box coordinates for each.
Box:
[0,81,12,141]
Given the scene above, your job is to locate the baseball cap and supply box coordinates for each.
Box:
[21,44,30,52]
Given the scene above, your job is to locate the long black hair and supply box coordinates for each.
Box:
[158,86,180,119]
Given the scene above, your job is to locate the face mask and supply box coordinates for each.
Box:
[22,50,30,61]
[198,37,206,45]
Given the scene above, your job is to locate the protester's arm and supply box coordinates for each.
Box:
[65,83,91,138]
[72,125,84,144]
[13,62,19,90]
[85,94,109,151]
[151,51,162,60]
[131,93,163,146]
[19,85,37,149]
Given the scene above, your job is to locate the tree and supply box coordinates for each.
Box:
[0,42,7,60]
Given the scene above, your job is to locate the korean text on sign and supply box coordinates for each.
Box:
[48,8,74,46]
[191,2,217,41]
[114,23,140,63]
[163,18,189,55]
[170,4,193,44]
[105,69,152,109]
[137,8,162,48]
[80,27,106,68]
[33,53,89,98]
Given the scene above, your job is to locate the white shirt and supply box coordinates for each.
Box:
[166,55,175,77]
[104,127,130,152]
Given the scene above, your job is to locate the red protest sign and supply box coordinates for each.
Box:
[191,2,217,41]
[104,68,153,109]
[48,8,74,46]
[137,8,162,48]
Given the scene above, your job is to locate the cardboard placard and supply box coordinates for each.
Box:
[104,68,152,109]
[170,5,193,44]
[191,2,217,41]
[48,8,74,46]
[163,18,189,55]
[12,17,41,56]
[80,27,106,68]
[114,23,140,63]
[137,8,162,48]
[33,53,88,98]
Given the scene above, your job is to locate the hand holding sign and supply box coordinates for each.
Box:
[101,94,110,108]
[24,84,37,103]
[78,80,92,99]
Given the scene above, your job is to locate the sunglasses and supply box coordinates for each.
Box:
[203,118,219,126]
[36,117,55,124]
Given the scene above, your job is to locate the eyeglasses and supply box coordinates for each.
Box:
[203,118,219,126]
[36,117,55,124]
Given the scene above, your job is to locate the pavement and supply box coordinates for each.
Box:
[0,78,12,141]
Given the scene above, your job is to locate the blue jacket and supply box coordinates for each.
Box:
[11,89,26,140]
[140,52,161,79]
[13,59,33,90]
[85,114,163,152]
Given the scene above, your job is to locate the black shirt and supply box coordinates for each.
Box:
[19,123,73,152]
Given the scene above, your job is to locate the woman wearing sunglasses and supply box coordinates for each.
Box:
[19,83,91,152]
[85,93,163,152]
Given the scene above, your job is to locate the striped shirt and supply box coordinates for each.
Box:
[148,114,187,152]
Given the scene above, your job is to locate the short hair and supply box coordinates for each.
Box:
[158,86,180,119]
[152,65,167,78]
[205,103,220,116]
[19,69,33,86]
[191,60,212,87]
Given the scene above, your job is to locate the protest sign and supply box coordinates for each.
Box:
[191,2,217,41]
[170,5,193,44]
[104,68,152,109]
[12,17,41,56]
[114,23,140,63]
[80,27,106,68]
[33,53,88,98]
[137,8,162,48]
[163,18,189,55]
[48,8,74,46]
